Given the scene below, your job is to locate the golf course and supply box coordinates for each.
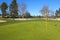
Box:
[0,19,60,40]
[0,0,60,40]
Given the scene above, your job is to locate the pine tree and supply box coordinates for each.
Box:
[10,0,18,18]
[1,2,8,17]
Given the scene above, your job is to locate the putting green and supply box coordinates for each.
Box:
[0,20,60,40]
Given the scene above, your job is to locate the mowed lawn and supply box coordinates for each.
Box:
[0,20,60,40]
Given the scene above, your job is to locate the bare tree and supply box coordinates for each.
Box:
[19,2,26,18]
[40,5,50,20]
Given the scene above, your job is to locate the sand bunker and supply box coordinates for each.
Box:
[0,20,6,22]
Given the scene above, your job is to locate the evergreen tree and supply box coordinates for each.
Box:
[1,2,8,17]
[10,0,18,18]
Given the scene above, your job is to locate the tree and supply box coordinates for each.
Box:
[40,5,50,20]
[0,6,1,8]
[55,8,60,17]
[22,11,31,18]
[1,2,8,17]
[10,0,18,18]
[19,2,26,18]
[55,10,58,16]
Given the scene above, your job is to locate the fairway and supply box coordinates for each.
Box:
[0,20,60,40]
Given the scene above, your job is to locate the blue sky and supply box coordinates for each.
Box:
[0,0,60,16]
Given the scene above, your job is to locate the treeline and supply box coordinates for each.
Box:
[0,0,31,18]
[0,0,60,18]
[39,5,60,18]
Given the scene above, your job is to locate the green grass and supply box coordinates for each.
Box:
[0,20,60,40]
